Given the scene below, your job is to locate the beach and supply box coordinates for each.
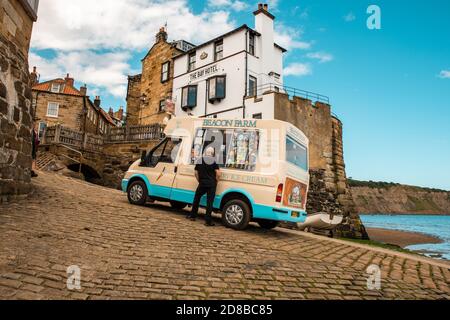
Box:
[366,227,443,248]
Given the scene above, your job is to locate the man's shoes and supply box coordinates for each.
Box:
[205,221,215,227]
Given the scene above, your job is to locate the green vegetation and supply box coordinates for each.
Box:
[407,195,441,212]
[348,178,449,193]
[340,238,418,255]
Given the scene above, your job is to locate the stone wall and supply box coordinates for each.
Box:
[274,93,368,239]
[100,141,159,189]
[0,0,36,201]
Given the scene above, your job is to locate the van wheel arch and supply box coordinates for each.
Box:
[220,192,253,217]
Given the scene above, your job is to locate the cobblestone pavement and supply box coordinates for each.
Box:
[0,172,449,300]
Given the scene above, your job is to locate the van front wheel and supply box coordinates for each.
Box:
[127,180,147,206]
[257,220,279,230]
[222,200,251,230]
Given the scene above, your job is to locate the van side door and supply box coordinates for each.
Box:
[141,137,182,200]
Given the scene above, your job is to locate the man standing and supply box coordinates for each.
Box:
[188,147,221,226]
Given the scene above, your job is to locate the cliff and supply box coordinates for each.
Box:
[349,180,450,214]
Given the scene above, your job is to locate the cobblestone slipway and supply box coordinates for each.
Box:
[0,172,449,300]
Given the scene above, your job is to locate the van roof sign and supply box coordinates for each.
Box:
[203,119,257,128]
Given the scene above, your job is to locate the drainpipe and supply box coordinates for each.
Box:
[243,29,249,119]
[82,95,88,151]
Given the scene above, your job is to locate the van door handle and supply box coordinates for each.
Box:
[174,166,178,173]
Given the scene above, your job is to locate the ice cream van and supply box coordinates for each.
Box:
[121,118,310,230]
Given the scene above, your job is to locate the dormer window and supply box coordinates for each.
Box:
[208,76,226,102]
[51,83,61,93]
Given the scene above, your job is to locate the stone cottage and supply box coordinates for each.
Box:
[31,71,117,138]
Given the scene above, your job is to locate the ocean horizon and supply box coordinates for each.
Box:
[360,214,450,260]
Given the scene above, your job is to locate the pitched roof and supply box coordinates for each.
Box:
[87,99,116,126]
[32,79,84,96]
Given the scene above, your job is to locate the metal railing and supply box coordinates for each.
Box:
[249,83,330,104]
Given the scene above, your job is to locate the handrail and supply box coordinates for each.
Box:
[250,83,330,104]
[57,144,83,173]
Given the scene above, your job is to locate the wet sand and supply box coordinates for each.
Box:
[366,228,443,248]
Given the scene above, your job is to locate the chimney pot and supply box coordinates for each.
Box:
[263,4,268,10]
[258,3,263,9]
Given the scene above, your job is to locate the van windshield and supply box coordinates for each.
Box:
[286,136,308,171]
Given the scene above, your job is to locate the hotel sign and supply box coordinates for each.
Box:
[189,65,218,81]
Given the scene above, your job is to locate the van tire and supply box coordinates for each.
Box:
[222,199,251,230]
[170,201,187,210]
[127,180,148,206]
[257,220,279,230]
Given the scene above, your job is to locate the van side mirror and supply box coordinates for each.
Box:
[140,150,147,165]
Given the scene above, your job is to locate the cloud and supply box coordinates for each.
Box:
[208,0,248,11]
[306,52,334,63]
[275,25,312,50]
[31,0,236,51]
[283,63,312,77]
[344,12,356,22]
[30,51,132,98]
[438,70,450,78]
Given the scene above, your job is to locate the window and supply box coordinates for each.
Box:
[181,85,197,110]
[46,102,59,117]
[253,113,262,119]
[188,52,196,71]
[249,33,255,55]
[51,83,60,93]
[38,122,47,139]
[159,100,166,112]
[208,76,226,102]
[161,61,170,83]
[248,76,257,97]
[214,40,223,61]
[192,128,260,171]
[143,137,182,167]
[286,136,308,171]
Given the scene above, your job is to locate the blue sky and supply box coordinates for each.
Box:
[30,0,450,190]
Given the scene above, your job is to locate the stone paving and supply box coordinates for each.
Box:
[0,172,449,300]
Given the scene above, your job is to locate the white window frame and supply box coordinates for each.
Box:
[46,102,59,118]
[51,83,61,93]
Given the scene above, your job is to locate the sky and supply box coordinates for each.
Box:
[29,0,450,190]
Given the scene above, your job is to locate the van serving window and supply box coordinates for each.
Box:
[181,85,198,110]
[208,76,226,102]
[286,136,308,171]
[192,128,259,172]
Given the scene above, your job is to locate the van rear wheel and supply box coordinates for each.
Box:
[222,199,251,230]
[127,180,147,206]
[258,220,279,230]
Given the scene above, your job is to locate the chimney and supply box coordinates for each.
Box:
[65,73,74,87]
[30,66,39,86]
[254,3,275,77]
[94,96,101,108]
[80,84,87,96]
[117,106,124,120]
[108,107,114,116]
[156,26,168,43]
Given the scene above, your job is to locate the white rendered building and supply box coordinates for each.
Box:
[172,3,286,119]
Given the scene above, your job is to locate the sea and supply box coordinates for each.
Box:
[360,215,450,260]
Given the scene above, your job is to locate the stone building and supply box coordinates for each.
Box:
[108,106,124,127]
[0,0,39,200]
[31,72,116,137]
[126,28,194,126]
